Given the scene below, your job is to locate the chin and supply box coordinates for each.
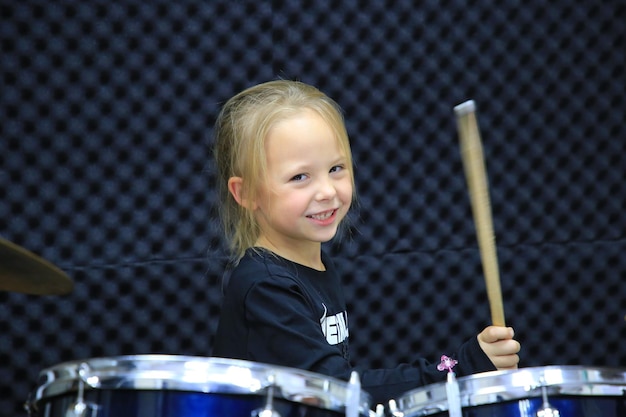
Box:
[318,230,339,243]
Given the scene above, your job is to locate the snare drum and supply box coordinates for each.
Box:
[388,366,626,417]
[28,355,373,417]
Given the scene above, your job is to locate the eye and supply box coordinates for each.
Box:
[290,173,308,182]
[330,165,344,173]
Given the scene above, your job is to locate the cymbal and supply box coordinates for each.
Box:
[0,237,73,295]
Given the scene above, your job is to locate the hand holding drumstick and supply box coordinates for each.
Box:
[455,101,520,370]
[477,326,520,370]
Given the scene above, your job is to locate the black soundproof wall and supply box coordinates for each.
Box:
[1,1,624,415]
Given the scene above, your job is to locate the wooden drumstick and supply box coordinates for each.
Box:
[454,100,506,327]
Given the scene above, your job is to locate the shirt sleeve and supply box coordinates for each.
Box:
[356,335,496,404]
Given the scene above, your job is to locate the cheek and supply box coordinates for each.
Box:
[268,189,310,216]
[338,179,354,206]
[285,191,312,211]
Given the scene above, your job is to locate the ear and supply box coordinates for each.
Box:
[228,177,257,210]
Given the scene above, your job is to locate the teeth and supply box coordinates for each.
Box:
[310,210,333,220]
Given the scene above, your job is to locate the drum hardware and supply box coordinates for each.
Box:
[387,398,401,417]
[346,371,362,417]
[535,380,560,417]
[444,372,461,417]
[65,363,100,417]
[253,373,281,417]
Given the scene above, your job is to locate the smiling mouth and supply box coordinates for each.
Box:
[308,209,336,221]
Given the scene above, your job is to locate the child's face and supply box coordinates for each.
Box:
[254,109,353,252]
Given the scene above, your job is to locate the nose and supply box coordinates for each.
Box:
[315,176,337,201]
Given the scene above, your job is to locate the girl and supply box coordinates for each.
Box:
[211,80,520,403]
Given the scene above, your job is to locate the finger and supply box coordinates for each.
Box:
[480,326,514,343]
[492,354,520,369]
[480,340,520,367]
[488,340,521,368]
[494,363,517,370]
[490,339,521,355]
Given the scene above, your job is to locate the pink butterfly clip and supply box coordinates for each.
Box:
[437,355,458,373]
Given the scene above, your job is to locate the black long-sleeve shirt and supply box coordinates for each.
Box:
[212,248,495,404]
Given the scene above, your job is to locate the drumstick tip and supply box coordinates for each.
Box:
[454,100,476,116]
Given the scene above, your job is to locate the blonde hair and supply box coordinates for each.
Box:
[213,80,355,260]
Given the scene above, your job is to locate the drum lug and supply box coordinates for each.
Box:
[65,362,101,417]
[387,399,403,417]
[23,392,37,416]
[535,380,560,417]
[253,373,281,417]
